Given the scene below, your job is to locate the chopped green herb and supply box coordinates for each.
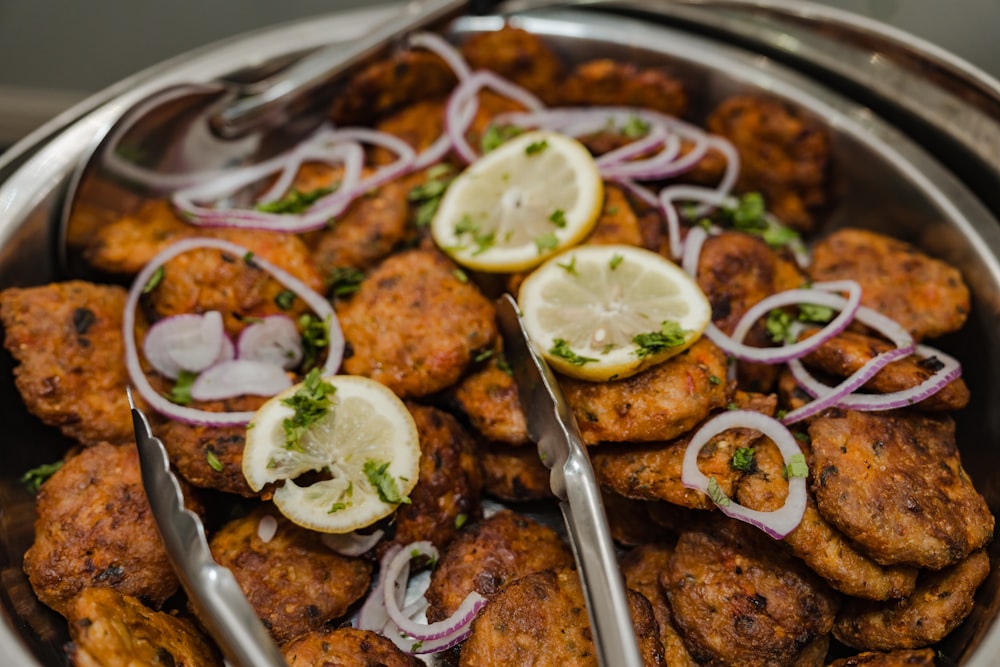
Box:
[731,447,757,472]
[727,402,740,410]
[474,349,494,363]
[549,338,598,366]
[481,124,522,153]
[633,321,688,359]
[496,355,513,376]
[708,374,722,385]
[168,370,198,405]
[765,309,794,344]
[256,185,335,214]
[453,268,469,283]
[20,461,63,493]
[609,253,624,270]
[783,453,809,479]
[454,513,468,530]
[243,251,256,265]
[525,139,549,155]
[274,290,296,311]
[794,431,809,443]
[328,502,350,513]
[281,369,336,451]
[326,266,365,298]
[621,115,650,139]
[206,450,224,472]
[299,314,330,372]
[798,303,835,324]
[534,232,559,253]
[455,214,478,235]
[363,460,410,505]
[408,164,454,227]
[557,256,578,275]
[707,476,731,507]
[142,266,164,294]
[548,209,567,228]
[726,192,767,231]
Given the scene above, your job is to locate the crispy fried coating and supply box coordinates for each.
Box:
[83,199,192,276]
[592,390,774,509]
[663,519,839,666]
[142,228,323,337]
[0,281,135,446]
[459,567,666,666]
[560,337,730,445]
[826,648,937,666]
[282,626,420,667]
[423,509,574,623]
[460,26,565,105]
[450,353,530,446]
[158,417,257,497]
[602,492,675,546]
[706,95,830,232]
[808,228,970,341]
[209,506,372,644]
[621,543,699,667]
[478,441,553,503]
[383,404,483,554]
[65,587,221,667]
[337,248,497,398]
[735,439,918,601]
[586,184,648,248]
[833,550,990,651]
[560,58,687,117]
[799,329,969,411]
[808,410,994,570]
[24,443,179,615]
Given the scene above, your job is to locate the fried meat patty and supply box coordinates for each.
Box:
[209,506,372,643]
[65,587,221,667]
[336,248,497,398]
[561,337,730,445]
[83,199,193,276]
[24,442,179,615]
[808,410,993,570]
[808,228,969,341]
[663,519,839,666]
[158,415,257,497]
[560,58,686,117]
[423,509,574,623]
[0,281,134,446]
[477,441,553,502]
[458,567,666,666]
[833,550,991,651]
[450,352,530,446]
[281,626,420,667]
[826,648,937,666]
[460,25,565,105]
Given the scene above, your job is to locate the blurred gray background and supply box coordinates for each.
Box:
[0,0,997,145]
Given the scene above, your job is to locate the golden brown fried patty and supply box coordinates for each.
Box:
[65,587,221,667]
[478,441,553,503]
[209,506,372,644]
[601,492,675,546]
[560,58,686,118]
[663,519,839,666]
[450,351,530,446]
[808,410,994,570]
[382,404,482,554]
[281,626,420,667]
[460,25,565,105]
[337,248,497,398]
[0,281,135,446]
[158,417,257,497]
[423,509,574,623]
[833,550,990,651]
[561,337,730,445]
[808,228,970,341]
[24,442,179,615]
[458,567,666,666]
[83,199,195,276]
[826,648,937,667]
[707,95,830,232]
[620,543,699,667]
[735,438,919,601]
[799,329,970,411]
[586,184,650,249]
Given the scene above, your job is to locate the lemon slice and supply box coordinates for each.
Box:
[518,244,712,381]
[431,130,603,272]
[243,373,420,533]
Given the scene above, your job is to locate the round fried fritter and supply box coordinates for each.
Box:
[559,58,686,118]
[158,417,257,497]
[450,353,530,446]
[0,281,135,446]
[336,248,497,398]
[833,550,990,651]
[621,543,699,667]
[65,587,221,667]
[807,227,969,341]
[735,438,918,601]
[423,509,574,623]
[460,25,565,105]
[281,626,420,667]
[23,442,180,615]
[458,567,666,666]
[381,404,483,555]
[826,648,937,666]
[706,95,830,232]
[662,519,839,666]
[209,506,372,644]
[83,199,193,276]
[808,410,994,570]
[586,184,650,249]
[560,337,730,445]
[478,441,552,503]
[601,492,674,546]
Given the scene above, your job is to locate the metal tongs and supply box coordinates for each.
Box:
[495,294,644,666]
[128,389,288,667]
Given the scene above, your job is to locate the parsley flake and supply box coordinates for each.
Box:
[548,209,567,228]
[549,338,598,366]
[408,164,454,227]
[256,185,335,214]
[535,232,559,253]
[363,460,410,505]
[707,476,731,507]
[274,290,296,311]
[168,370,198,405]
[142,266,164,294]
[557,256,578,275]
[281,369,336,451]
[299,314,330,372]
[525,139,549,155]
[206,450,224,472]
[481,124,522,153]
[20,461,63,493]
[765,309,795,344]
[731,447,757,472]
[633,321,689,359]
[783,453,809,479]
[609,253,624,270]
[327,267,365,298]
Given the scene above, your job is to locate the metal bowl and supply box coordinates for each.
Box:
[1,3,998,664]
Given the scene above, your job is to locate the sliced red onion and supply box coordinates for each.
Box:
[124,237,343,426]
[681,410,808,539]
[321,529,385,557]
[681,223,710,277]
[660,184,735,259]
[612,178,659,208]
[408,31,472,80]
[356,545,402,635]
[237,315,303,369]
[257,514,278,543]
[142,311,226,379]
[189,359,292,401]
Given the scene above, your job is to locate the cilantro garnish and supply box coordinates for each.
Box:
[326,266,365,298]
[408,164,454,227]
[549,338,598,366]
[765,309,795,344]
[707,476,731,507]
[731,447,757,473]
[363,460,410,505]
[548,209,567,228]
[20,461,63,493]
[206,450,224,472]
[621,115,650,139]
[609,253,624,270]
[535,232,559,253]
[142,266,164,294]
[168,370,198,405]
[783,453,809,479]
[481,124,522,153]
[298,314,330,372]
[525,139,549,155]
[274,290,296,311]
[281,369,336,451]
[633,321,688,359]
[256,185,335,214]
[798,303,834,324]
[557,256,578,275]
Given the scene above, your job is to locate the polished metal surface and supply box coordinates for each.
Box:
[497,294,642,667]
[129,391,288,667]
[1,3,999,665]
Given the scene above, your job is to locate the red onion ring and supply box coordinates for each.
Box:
[124,237,343,426]
[189,359,292,401]
[257,514,278,543]
[237,315,304,370]
[681,410,808,539]
[408,31,472,80]
[142,311,229,379]
[321,529,385,557]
